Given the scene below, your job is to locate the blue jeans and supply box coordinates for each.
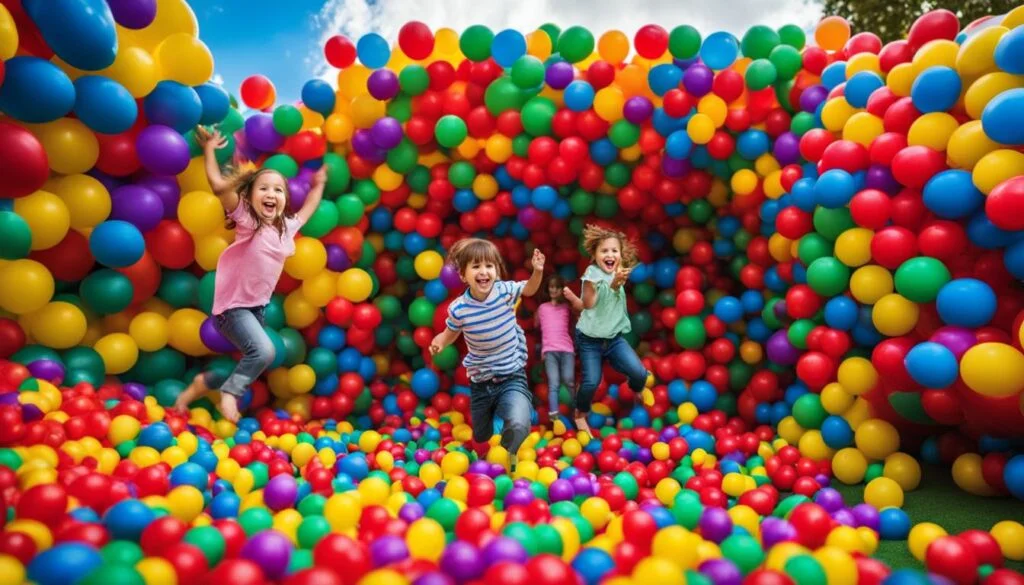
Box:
[575,330,648,413]
[203,306,275,397]
[543,351,575,413]
[469,372,532,455]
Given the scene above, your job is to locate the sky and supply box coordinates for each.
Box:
[187,0,824,103]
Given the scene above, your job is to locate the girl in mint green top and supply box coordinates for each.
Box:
[567,225,650,434]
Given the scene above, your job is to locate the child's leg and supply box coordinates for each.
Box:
[574,333,603,415]
[558,352,575,402]
[494,374,532,467]
[605,335,649,397]
[210,308,275,422]
[543,352,561,415]
[469,382,497,453]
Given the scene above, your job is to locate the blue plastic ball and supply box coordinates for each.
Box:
[665,130,693,159]
[301,79,336,116]
[844,71,884,109]
[564,80,595,112]
[411,368,440,399]
[935,278,996,328]
[357,33,391,69]
[714,296,744,323]
[820,415,854,449]
[23,0,117,70]
[143,81,203,133]
[103,498,156,541]
[137,421,174,451]
[878,508,912,540]
[814,169,856,208]
[531,186,558,211]
[491,29,527,68]
[923,169,984,219]
[689,380,718,412]
[648,64,683,96]
[169,461,209,490]
[904,341,958,389]
[700,32,739,70]
[981,87,1024,146]
[995,26,1024,74]
[27,542,103,585]
[73,76,138,134]
[89,220,145,268]
[1005,454,1024,500]
[0,57,76,123]
[572,547,616,585]
[911,66,961,113]
[195,83,231,125]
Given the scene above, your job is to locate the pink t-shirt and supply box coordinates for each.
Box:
[537,301,574,354]
[212,204,304,315]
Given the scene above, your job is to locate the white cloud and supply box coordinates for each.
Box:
[211,72,225,86]
[311,0,823,85]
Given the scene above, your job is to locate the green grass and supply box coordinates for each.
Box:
[833,465,1024,571]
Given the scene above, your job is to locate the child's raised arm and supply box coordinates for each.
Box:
[580,281,598,310]
[296,165,328,224]
[429,328,460,355]
[523,249,546,297]
[195,126,239,212]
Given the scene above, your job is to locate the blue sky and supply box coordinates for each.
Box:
[188,0,823,105]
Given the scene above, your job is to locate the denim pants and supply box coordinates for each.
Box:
[469,371,532,456]
[543,351,575,413]
[575,330,648,413]
[203,306,275,397]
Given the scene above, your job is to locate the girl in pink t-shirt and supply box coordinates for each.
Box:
[535,275,582,425]
[173,126,327,422]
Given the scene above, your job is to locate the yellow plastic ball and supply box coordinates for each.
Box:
[338,268,373,302]
[357,477,389,506]
[30,301,87,349]
[300,270,337,307]
[697,95,727,128]
[0,3,17,60]
[871,293,919,336]
[154,33,213,85]
[325,113,354,143]
[820,98,856,133]
[834,228,873,267]
[108,414,141,444]
[54,174,111,230]
[414,250,443,280]
[136,557,178,585]
[974,150,1024,195]
[594,87,625,122]
[0,553,25,585]
[821,383,854,414]
[864,477,904,509]
[836,357,877,396]
[960,343,1024,398]
[177,191,224,236]
[842,112,884,148]
[947,120,1000,171]
[883,452,922,491]
[441,451,470,477]
[799,430,834,461]
[826,525,867,554]
[907,112,959,151]
[952,452,998,496]
[93,333,139,375]
[777,416,804,446]
[102,46,159,98]
[813,546,857,585]
[129,312,170,352]
[580,497,611,530]
[652,527,701,567]
[886,63,915,96]
[956,26,1007,77]
[166,308,209,357]
[687,113,715,144]
[912,40,958,74]
[850,265,893,305]
[832,448,868,485]
[284,237,327,280]
[854,418,899,460]
[167,485,205,522]
[324,493,361,531]
[34,118,99,175]
[991,521,1024,561]
[13,190,70,251]
[730,169,759,196]
[350,94,386,128]
[908,522,947,561]
[287,365,316,394]
[965,73,1024,120]
[419,462,442,488]
[633,557,685,585]
[407,518,445,561]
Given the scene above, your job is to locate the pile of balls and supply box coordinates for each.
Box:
[2,0,1024,583]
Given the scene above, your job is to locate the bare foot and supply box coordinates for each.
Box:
[173,374,208,412]
[574,411,590,435]
[220,393,240,423]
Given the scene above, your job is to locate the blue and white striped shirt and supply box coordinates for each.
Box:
[446,280,528,383]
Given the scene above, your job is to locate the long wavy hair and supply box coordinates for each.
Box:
[581,224,638,268]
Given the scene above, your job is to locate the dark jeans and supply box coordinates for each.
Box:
[543,351,575,413]
[469,371,532,456]
[203,306,275,397]
[575,330,648,414]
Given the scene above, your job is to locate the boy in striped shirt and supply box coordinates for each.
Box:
[430,238,545,471]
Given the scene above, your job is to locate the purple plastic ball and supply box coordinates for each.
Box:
[700,558,743,585]
[766,330,800,365]
[773,132,801,165]
[21,403,43,422]
[199,318,236,354]
[398,502,425,524]
[832,508,857,527]
[439,540,484,582]
[370,535,409,566]
[480,536,527,566]
[851,503,880,530]
[26,359,64,383]
[88,169,123,193]
[263,474,298,511]
[760,517,797,548]
[440,264,463,290]
[865,164,899,193]
[136,175,181,219]
[326,244,352,271]
[504,487,534,507]
[800,85,828,113]
[814,487,845,512]
[683,64,714,96]
[545,61,575,90]
[570,474,594,496]
[699,507,733,543]
[930,326,978,359]
[107,0,157,29]
[371,117,404,150]
[468,461,491,475]
[110,185,164,232]
[122,382,147,401]
[0,394,17,407]
[661,426,680,440]
[244,114,284,152]
[136,125,190,176]
[623,96,654,124]
[352,128,378,159]
[367,69,400,100]
[240,530,292,580]
[413,572,455,585]
[662,155,690,178]
[547,479,574,502]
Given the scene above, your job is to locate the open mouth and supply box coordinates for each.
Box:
[475,277,492,288]
[603,259,617,270]
[261,201,278,216]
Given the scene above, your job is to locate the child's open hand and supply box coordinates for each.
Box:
[195,126,227,151]
[429,333,445,356]
[611,267,632,289]
[532,248,545,272]
[313,165,329,187]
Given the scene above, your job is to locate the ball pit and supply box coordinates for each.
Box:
[2,2,1024,584]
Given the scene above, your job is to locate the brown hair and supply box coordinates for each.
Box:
[546,274,566,301]
[581,224,638,268]
[224,168,294,236]
[446,238,507,279]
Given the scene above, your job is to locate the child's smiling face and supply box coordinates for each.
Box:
[595,237,623,274]
[463,259,497,300]
[250,172,288,221]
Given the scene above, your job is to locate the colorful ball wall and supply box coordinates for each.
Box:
[2,1,1024,584]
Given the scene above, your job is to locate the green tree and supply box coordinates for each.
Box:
[820,0,1018,42]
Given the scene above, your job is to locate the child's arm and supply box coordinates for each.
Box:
[522,249,546,297]
[563,287,585,312]
[580,281,598,310]
[295,165,328,224]
[195,126,239,212]
[610,267,632,291]
[429,328,460,355]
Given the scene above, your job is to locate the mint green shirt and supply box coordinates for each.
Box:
[576,264,631,339]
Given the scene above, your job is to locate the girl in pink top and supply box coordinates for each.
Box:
[173,126,326,422]
[535,275,582,424]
